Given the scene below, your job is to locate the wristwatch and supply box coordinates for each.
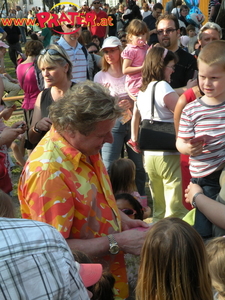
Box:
[192,192,203,208]
[107,234,120,255]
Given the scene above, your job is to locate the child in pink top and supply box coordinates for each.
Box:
[121,19,149,100]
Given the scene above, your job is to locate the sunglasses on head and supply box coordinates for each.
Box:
[120,208,136,216]
[65,23,81,29]
[89,50,98,54]
[40,48,70,64]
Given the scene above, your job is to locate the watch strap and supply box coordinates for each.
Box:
[192,192,203,208]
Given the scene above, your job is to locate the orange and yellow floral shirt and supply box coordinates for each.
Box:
[18,127,128,299]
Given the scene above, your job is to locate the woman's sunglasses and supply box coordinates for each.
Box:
[40,49,70,65]
[120,208,136,216]
[89,50,98,54]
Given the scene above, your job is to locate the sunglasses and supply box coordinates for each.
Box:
[40,49,70,65]
[121,39,126,42]
[89,50,98,54]
[157,28,176,35]
[65,23,81,29]
[93,2,100,4]
[120,208,136,216]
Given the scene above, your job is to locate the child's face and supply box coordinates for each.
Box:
[164,60,175,83]
[129,33,147,46]
[198,61,225,102]
[188,30,195,37]
[116,199,136,219]
[92,38,100,46]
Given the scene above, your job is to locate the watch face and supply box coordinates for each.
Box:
[110,244,119,254]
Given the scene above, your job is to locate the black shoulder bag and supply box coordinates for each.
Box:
[138,82,177,151]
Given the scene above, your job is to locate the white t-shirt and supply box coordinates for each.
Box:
[137,80,175,122]
[141,10,151,19]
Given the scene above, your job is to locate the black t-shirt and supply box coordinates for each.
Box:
[143,14,158,45]
[3,25,20,44]
[170,47,197,89]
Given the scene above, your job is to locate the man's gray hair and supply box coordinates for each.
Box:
[49,81,123,136]
[197,22,222,41]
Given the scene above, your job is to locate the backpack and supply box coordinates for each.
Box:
[90,53,100,78]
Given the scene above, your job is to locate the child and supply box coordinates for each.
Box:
[121,19,149,100]
[136,217,213,300]
[115,193,144,220]
[176,40,225,238]
[110,158,150,217]
[206,237,225,300]
[186,24,197,53]
[115,193,144,297]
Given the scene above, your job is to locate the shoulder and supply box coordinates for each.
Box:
[176,47,197,63]
[94,70,105,82]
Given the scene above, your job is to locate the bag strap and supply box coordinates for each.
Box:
[150,81,159,123]
[21,63,34,87]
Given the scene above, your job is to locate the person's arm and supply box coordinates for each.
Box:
[67,227,148,257]
[131,103,141,142]
[174,93,188,135]
[104,25,109,38]
[186,182,225,230]
[0,105,16,120]
[122,58,143,75]
[163,91,179,112]
[174,79,197,96]
[0,50,5,73]
[0,122,26,147]
[149,28,157,36]
[176,137,203,156]
[28,92,52,144]
[1,30,7,41]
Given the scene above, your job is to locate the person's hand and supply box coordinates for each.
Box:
[119,210,149,231]
[187,79,197,90]
[0,105,16,120]
[118,99,131,110]
[35,117,52,132]
[0,123,26,147]
[189,139,203,156]
[11,78,19,83]
[117,228,149,255]
[185,182,203,205]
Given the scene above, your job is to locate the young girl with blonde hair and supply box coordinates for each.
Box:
[121,19,149,99]
[136,217,213,300]
[206,237,225,300]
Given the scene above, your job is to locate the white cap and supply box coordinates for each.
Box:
[82,1,87,5]
[101,36,122,50]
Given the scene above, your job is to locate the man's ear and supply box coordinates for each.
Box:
[177,29,180,37]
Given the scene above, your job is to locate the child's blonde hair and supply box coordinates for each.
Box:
[136,217,213,300]
[0,189,15,218]
[110,158,137,195]
[126,19,148,43]
[198,40,225,69]
[206,237,225,298]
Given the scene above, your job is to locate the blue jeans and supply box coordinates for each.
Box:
[18,26,26,43]
[192,170,222,238]
[101,119,146,196]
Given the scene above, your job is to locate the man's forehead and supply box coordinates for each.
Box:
[157,19,175,29]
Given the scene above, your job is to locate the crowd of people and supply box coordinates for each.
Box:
[0,0,225,299]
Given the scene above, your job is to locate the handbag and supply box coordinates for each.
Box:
[138,81,177,151]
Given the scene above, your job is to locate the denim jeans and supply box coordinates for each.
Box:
[192,170,222,238]
[18,26,27,43]
[101,119,146,196]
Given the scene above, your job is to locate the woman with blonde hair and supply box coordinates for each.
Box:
[136,217,213,300]
[94,36,146,196]
[28,44,74,146]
